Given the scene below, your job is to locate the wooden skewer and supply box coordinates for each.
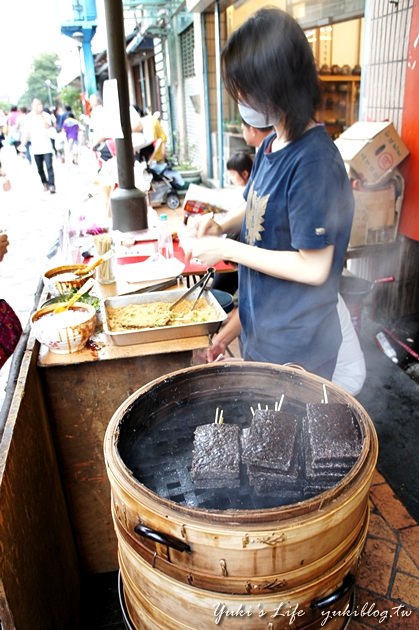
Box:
[322,384,328,404]
[278,394,285,411]
[214,407,219,424]
[219,409,224,424]
[250,406,255,416]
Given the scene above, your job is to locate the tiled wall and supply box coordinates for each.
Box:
[360,0,413,132]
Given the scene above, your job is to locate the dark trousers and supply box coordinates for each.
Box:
[34,153,54,187]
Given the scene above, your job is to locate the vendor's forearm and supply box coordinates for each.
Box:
[212,308,241,347]
[222,239,334,285]
[217,204,245,235]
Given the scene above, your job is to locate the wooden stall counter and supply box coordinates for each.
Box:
[37,330,209,366]
[36,277,209,574]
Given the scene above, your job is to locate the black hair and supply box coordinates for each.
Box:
[221,7,321,142]
[226,151,254,175]
[65,105,72,112]
[132,104,144,116]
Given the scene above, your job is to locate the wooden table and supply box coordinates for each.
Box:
[37,273,209,574]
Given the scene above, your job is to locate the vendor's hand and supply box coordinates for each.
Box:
[187,214,223,238]
[184,235,228,266]
[192,338,227,365]
[207,339,227,362]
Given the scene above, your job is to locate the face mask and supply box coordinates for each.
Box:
[238,102,278,128]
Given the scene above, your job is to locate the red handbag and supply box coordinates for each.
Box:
[0,299,23,368]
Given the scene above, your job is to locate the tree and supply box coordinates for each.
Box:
[0,100,11,113]
[58,86,83,119]
[19,53,61,110]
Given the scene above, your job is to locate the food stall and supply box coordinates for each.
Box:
[0,245,232,627]
[36,269,226,575]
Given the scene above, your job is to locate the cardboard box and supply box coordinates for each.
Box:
[349,173,405,247]
[335,121,409,185]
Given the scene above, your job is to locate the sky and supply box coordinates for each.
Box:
[0,0,107,104]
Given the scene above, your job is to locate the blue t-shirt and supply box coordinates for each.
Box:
[239,125,354,376]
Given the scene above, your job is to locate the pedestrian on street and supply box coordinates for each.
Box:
[6,106,23,154]
[62,110,80,165]
[20,98,56,193]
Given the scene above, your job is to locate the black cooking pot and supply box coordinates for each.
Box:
[339,275,374,303]
[340,274,394,304]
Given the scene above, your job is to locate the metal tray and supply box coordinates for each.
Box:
[102,289,227,346]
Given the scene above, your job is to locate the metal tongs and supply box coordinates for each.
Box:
[169,267,215,312]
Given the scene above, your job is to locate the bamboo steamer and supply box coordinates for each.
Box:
[104,363,378,597]
[118,510,369,629]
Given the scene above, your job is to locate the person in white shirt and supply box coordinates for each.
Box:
[332,295,366,395]
[20,99,56,193]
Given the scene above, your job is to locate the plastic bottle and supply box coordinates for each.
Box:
[157,213,174,258]
[376,332,398,363]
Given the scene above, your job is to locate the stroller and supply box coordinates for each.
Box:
[94,138,117,170]
[146,161,184,210]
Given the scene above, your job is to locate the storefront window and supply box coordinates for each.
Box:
[287,0,364,28]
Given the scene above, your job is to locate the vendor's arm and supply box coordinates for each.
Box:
[207,308,241,361]
[190,204,246,238]
[188,237,334,286]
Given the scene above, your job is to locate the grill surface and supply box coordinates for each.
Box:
[118,377,363,511]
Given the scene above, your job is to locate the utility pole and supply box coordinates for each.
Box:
[103,0,148,232]
[72,32,87,114]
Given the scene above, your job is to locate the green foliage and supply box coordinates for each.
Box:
[18,53,61,110]
[58,87,83,119]
[0,100,12,113]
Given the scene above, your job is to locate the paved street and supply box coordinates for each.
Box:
[0,143,101,405]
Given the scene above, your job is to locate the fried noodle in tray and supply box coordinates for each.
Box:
[106,298,215,331]
[102,289,227,346]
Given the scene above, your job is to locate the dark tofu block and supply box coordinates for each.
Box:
[303,416,357,481]
[249,475,300,493]
[247,445,300,484]
[242,409,299,472]
[191,423,240,483]
[253,482,303,502]
[193,477,240,490]
[306,403,361,464]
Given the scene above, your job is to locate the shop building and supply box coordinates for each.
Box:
[116,0,418,319]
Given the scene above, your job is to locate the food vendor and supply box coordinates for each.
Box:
[184,7,354,381]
